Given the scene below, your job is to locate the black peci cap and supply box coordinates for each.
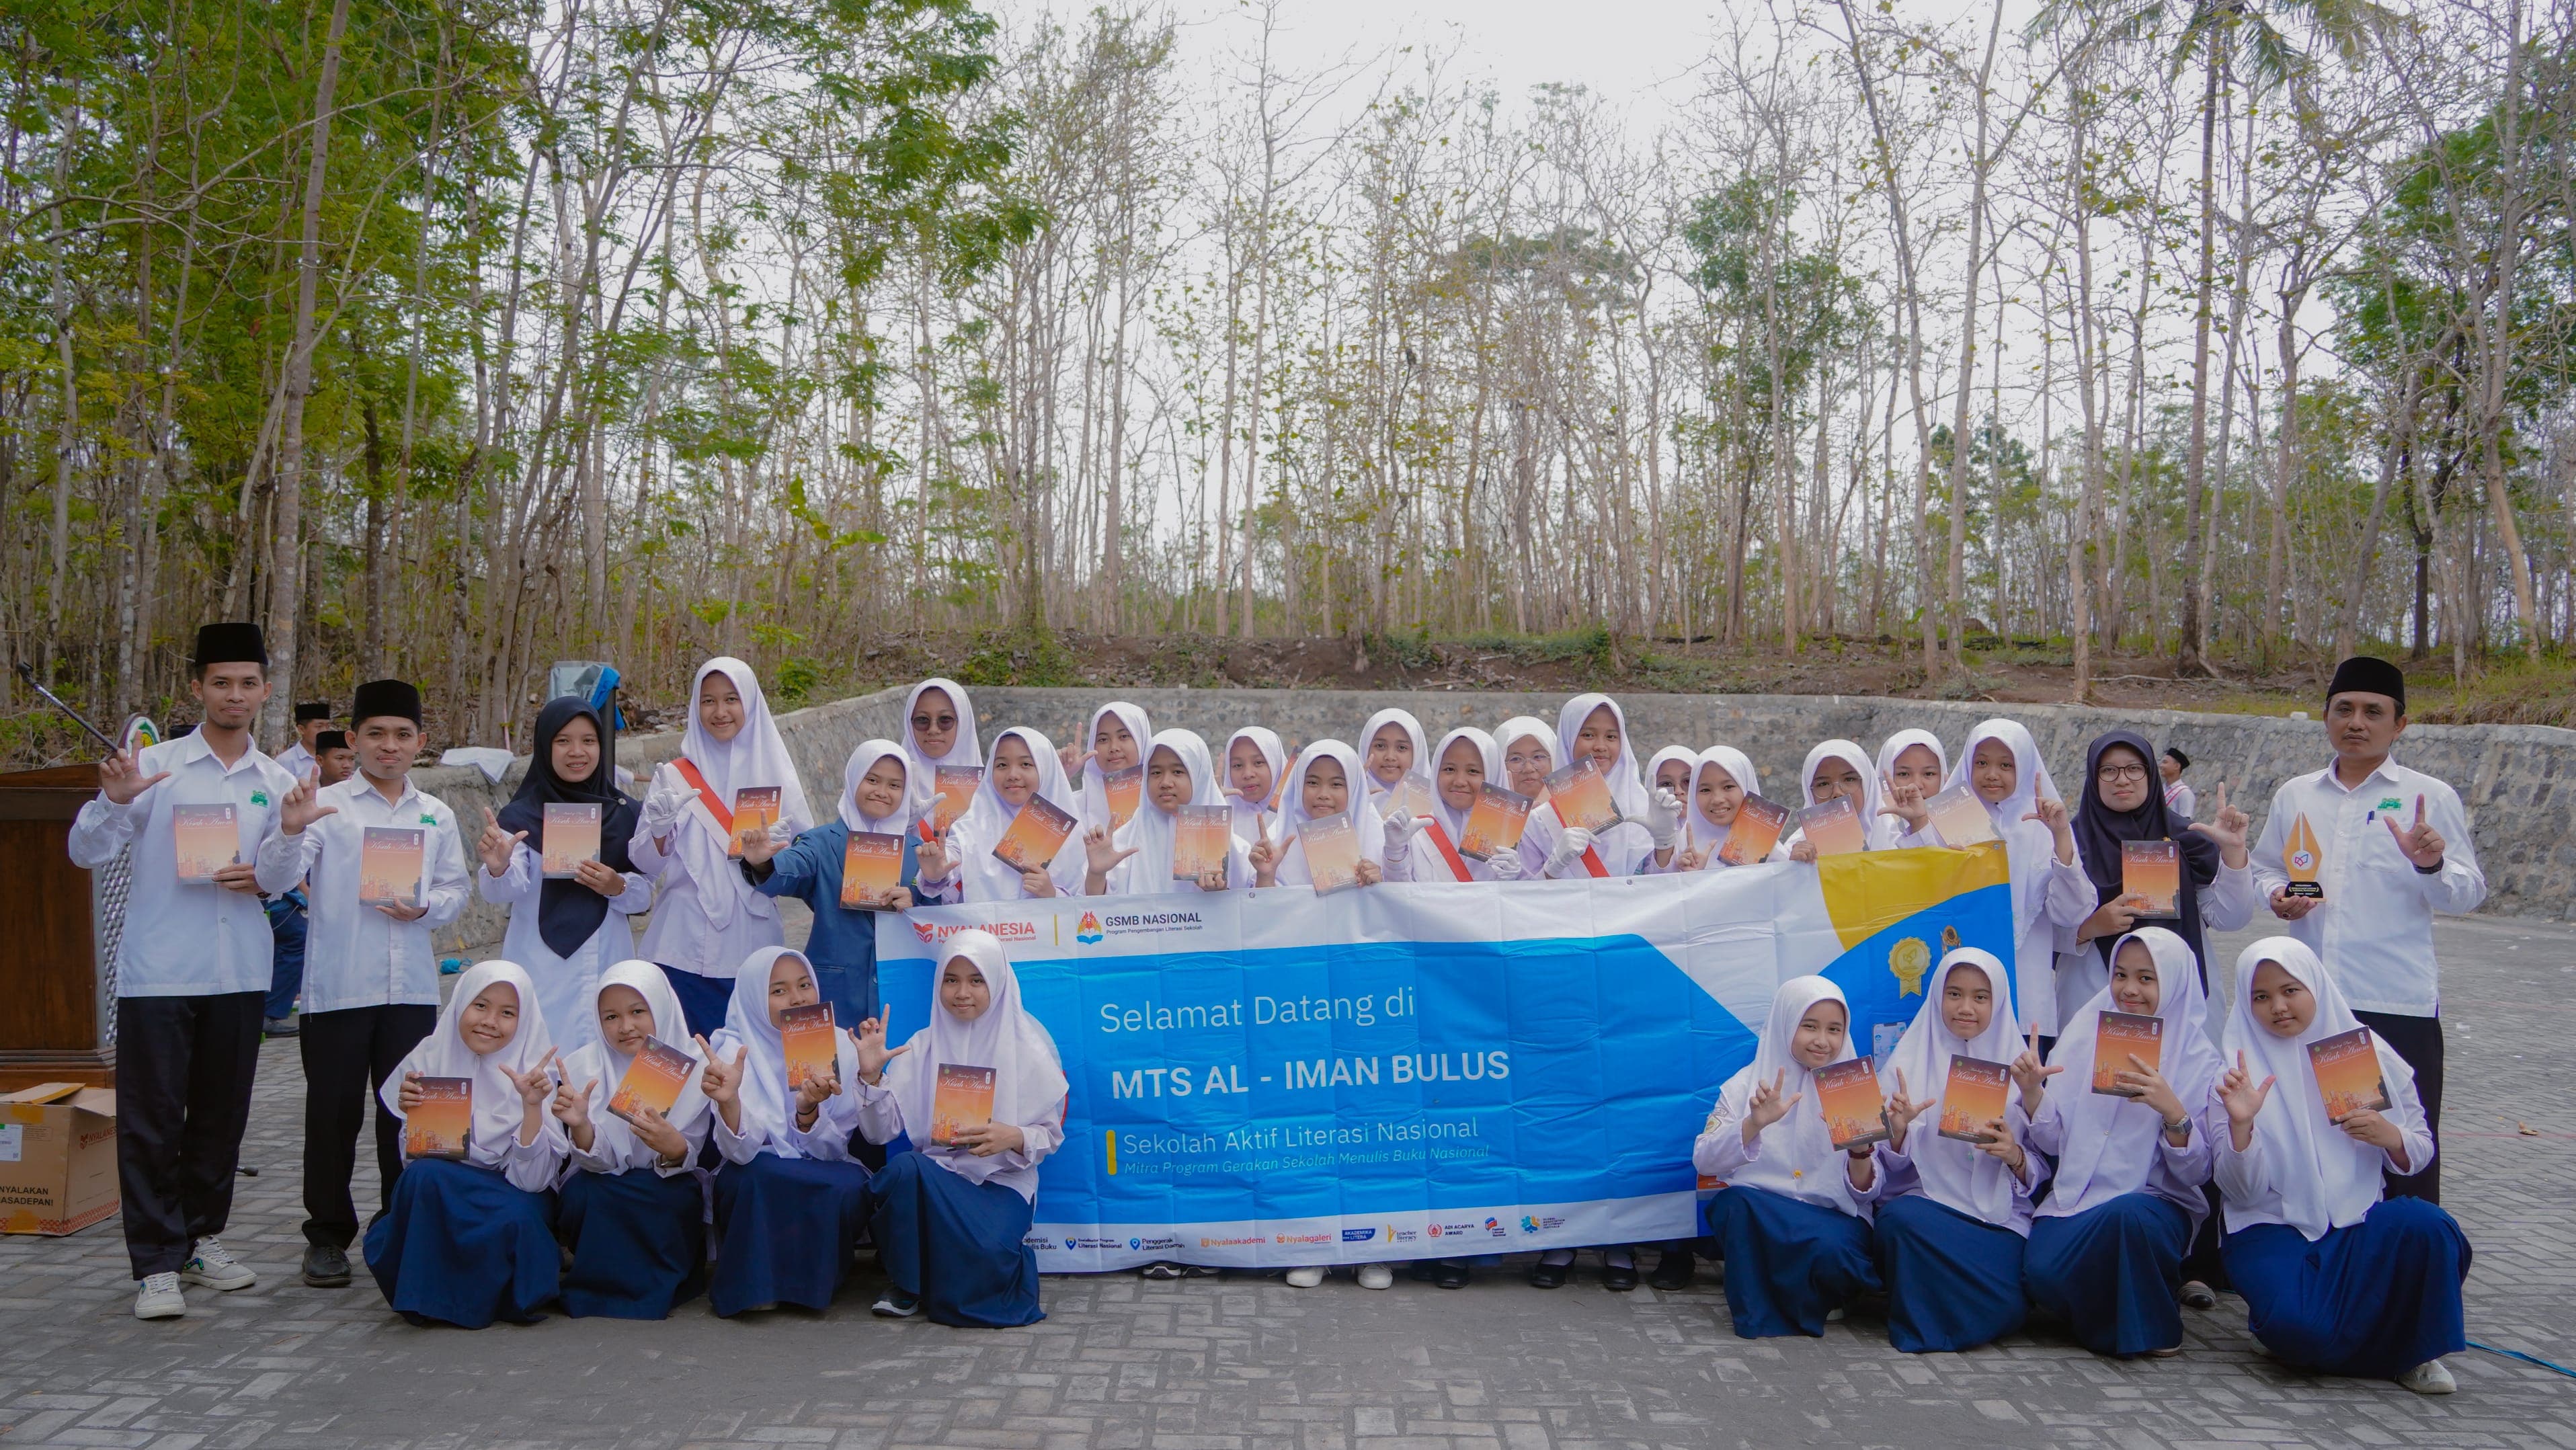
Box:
[2162,746,2189,770]
[192,622,268,669]
[2326,656,2406,713]
[294,700,334,723]
[315,729,350,752]
[350,678,424,727]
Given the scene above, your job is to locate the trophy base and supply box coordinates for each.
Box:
[2283,882,2324,899]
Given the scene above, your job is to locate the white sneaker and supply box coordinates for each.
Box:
[182,1238,257,1291]
[134,1273,186,1320]
[1824,1306,1846,1322]
[1356,1262,1394,1290]
[2399,1359,2458,1396]
[1284,1266,1326,1288]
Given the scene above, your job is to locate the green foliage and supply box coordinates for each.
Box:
[957,626,1080,687]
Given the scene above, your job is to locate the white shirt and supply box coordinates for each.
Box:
[67,727,302,997]
[275,741,315,781]
[629,825,784,977]
[257,775,473,1013]
[479,840,650,1056]
[852,1076,1062,1201]
[2249,756,2485,1016]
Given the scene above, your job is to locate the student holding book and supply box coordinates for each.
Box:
[1087,729,1250,895]
[366,960,569,1328]
[1070,700,1152,836]
[550,961,712,1320]
[922,726,1089,901]
[850,928,1070,1326]
[1555,693,1656,875]
[2048,730,2259,999]
[2208,938,2468,1394]
[1694,977,1888,1337]
[633,658,815,1037]
[260,678,473,1291]
[701,946,873,1316]
[1872,947,2045,1353]
[1221,725,1288,844]
[476,696,648,1059]
[1785,739,1882,862]
[1869,729,1949,850]
[2021,928,2222,1358]
[1651,747,1786,871]
[1387,727,1515,886]
[741,739,922,1028]
[1906,719,2083,1037]
[264,720,348,1041]
[897,677,981,820]
[1629,744,1699,875]
[1359,707,1433,815]
[1248,739,1387,897]
[1494,715,1570,880]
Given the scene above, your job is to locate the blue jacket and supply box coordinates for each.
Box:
[747,821,920,1023]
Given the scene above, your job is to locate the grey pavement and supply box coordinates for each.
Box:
[5,915,2575,1449]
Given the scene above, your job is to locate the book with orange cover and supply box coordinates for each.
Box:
[403,1076,472,1160]
[1814,1056,1888,1150]
[2122,840,2182,918]
[2282,813,2325,899]
[608,1037,697,1126]
[541,802,601,879]
[1383,776,1437,824]
[1101,764,1144,829]
[1925,784,1999,848]
[991,796,1078,873]
[171,803,239,883]
[358,826,427,910]
[928,1063,998,1146]
[1300,809,1363,894]
[1798,797,1867,857]
[730,786,782,858]
[931,766,982,834]
[780,1002,839,1094]
[1459,784,1535,861]
[1173,804,1232,883]
[2090,1010,2163,1096]
[1545,760,1622,834]
[1936,1055,2011,1143]
[2306,1026,2391,1123]
[1718,795,1792,866]
[839,830,905,909]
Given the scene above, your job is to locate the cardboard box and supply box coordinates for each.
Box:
[1,1083,118,1235]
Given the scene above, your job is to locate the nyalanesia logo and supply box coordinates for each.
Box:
[1076,912,1104,945]
[914,918,1039,945]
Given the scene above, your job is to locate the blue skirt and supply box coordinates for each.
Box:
[1703,1184,1880,1339]
[2025,1193,2192,1356]
[2222,1197,2470,1379]
[867,1150,1041,1328]
[362,1157,558,1328]
[657,964,735,1041]
[1876,1193,2027,1352]
[711,1153,870,1316]
[559,1167,707,1320]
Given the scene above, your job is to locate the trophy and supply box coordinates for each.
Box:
[2283,813,2325,899]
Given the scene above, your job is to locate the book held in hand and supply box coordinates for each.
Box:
[171,803,239,883]
[403,1077,472,1160]
[1814,1057,1888,1150]
[2283,813,2325,899]
[928,1063,998,1147]
[2307,1026,2392,1123]
[1545,759,1623,834]
[1924,784,1999,848]
[1299,809,1364,894]
[1936,1055,2011,1143]
[839,830,906,909]
[2121,840,2182,918]
[1798,796,1867,857]
[541,801,602,879]
[1383,776,1436,824]
[991,796,1078,874]
[1173,805,1232,883]
[730,786,782,858]
[780,1002,839,1094]
[1101,764,1144,829]
[358,826,428,910]
[1459,784,1535,861]
[1718,795,1792,866]
[608,1037,698,1127]
[2090,1010,2163,1096]
[931,766,983,834]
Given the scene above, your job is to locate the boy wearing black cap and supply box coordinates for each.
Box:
[2159,747,2194,820]
[276,700,336,780]
[2251,655,2486,1201]
[314,729,356,786]
[67,622,305,1320]
[261,729,355,1039]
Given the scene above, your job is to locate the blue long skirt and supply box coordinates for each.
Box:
[1702,1184,1880,1339]
[867,1150,1041,1328]
[362,1157,558,1328]
[657,964,735,1041]
[2025,1193,2192,1356]
[2222,1197,2470,1379]
[1876,1193,2027,1352]
[711,1153,871,1316]
[559,1167,707,1320]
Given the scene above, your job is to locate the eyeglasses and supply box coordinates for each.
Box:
[2097,763,2150,784]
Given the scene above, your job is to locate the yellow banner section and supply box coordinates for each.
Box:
[1817,843,2011,953]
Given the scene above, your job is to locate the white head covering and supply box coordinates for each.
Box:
[1494,715,1565,780]
[2219,937,2422,1240]
[1413,726,1502,881]
[1555,694,1650,820]
[1221,726,1289,845]
[708,946,863,1156]
[1797,739,1882,849]
[1945,719,2058,936]
[1712,976,1871,1215]
[2042,928,2224,1219]
[1077,701,1154,832]
[839,739,914,832]
[882,930,1068,1197]
[677,657,815,930]
[380,960,563,1165]
[1689,746,1763,864]
[956,725,1088,901]
[1871,729,1948,849]
[1494,715,1568,875]
[1108,729,1243,893]
[1274,739,1387,887]
[1644,742,1698,846]
[559,959,711,1170]
[1359,708,1433,807]
[898,678,981,818]
[1880,947,2026,1227]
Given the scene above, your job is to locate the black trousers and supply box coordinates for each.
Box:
[2356,1009,2443,1204]
[298,1002,439,1248]
[116,992,265,1279]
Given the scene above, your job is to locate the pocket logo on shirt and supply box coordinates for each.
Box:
[249,791,270,807]
[420,814,438,825]
[2378,797,2403,813]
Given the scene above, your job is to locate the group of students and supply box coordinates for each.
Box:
[75,629,2482,1390]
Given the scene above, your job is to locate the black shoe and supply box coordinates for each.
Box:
[1408,1259,1441,1283]
[1648,1249,1695,1291]
[1526,1258,1570,1289]
[1433,1260,1471,1290]
[1601,1260,1639,1291]
[300,1244,351,1288]
[264,1016,298,1038]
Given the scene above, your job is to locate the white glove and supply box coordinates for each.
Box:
[1646,787,1683,850]
[1543,825,1595,878]
[1488,848,1523,881]
[639,765,688,836]
[1381,810,1426,860]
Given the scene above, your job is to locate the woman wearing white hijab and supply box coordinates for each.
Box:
[1250,739,1387,893]
[2208,938,2467,1393]
[2021,929,2222,1357]
[1088,728,1250,895]
[1873,947,2045,1353]
[364,961,566,1328]
[1656,746,1784,871]
[743,740,923,1026]
[1695,977,1888,1336]
[1554,693,1658,877]
[701,945,871,1317]
[1785,739,1883,862]
[1632,745,1701,875]
[634,658,817,1037]
[898,677,981,819]
[1493,715,1566,881]
[1926,719,2087,1037]
[1359,707,1433,813]
[550,961,712,1320]
[852,928,1068,1326]
[1387,727,1515,885]
[925,726,1090,901]
[1221,726,1289,846]
[1871,728,1949,850]
[1072,700,1154,836]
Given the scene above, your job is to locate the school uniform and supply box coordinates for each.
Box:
[749,817,918,1026]
[1359,707,1434,819]
[1268,740,1388,888]
[2048,729,2261,989]
[1549,694,1655,876]
[1783,739,1884,858]
[1222,727,1289,846]
[555,963,713,1320]
[708,948,872,1316]
[1102,730,1254,893]
[1871,729,1949,851]
[1490,717,1570,881]
[1639,748,1785,873]
[931,726,1090,903]
[1386,727,1509,884]
[896,676,983,821]
[1074,701,1154,837]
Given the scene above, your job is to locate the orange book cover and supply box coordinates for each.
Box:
[2091,1010,2164,1096]
[1814,1057,1888,1150]
[608,1037,697,1126]
[171,803,239,883]
[1459,784,1535,861]
[991,796,1077,873]
[2307,1026,2392,1123]
[2284,813,2325,898]
[730,786,782,858]
[932,766,982,833]
[1925,784,1999,847]
[1718,794,1792,865]
[1936,1055,2011,1143]
[1173,805,1232,882]
[357,826,427,909]
[780,1002,839,1094]
[1383,776,1436,823]
[839,830,905,909]
[1300,809,1363,894]
[1101,764,1144,828]
[1799,797,1867,857]
[403,1076,472,1160]
[541,802,601,879]
[2122,840,2182,918]
[928,1063,998,1146]
[1545,760,1622,834]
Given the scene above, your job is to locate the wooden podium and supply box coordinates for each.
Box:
[0,764,116,1090]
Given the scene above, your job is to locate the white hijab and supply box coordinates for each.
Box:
[885,929,1070,1196]
[1222,726,1288,844]
[1944,719,2057,936]
[1872,728,1948,850]
[1494,715,1567,875]
[2219,936,2422,1240]
[2042,928,2224,1217]
[1273,739,1386,887]
[1712,976,1871,1216]
[677,657,814,930]
[955,725,1088,901]
[897,678,981,819]
[839,739,913,832]
[1689,746,1764,865]
[1414,726,1502,882]
[380,960,563,1165]
[1077,700,1154,834]
[1359,707,1433,809]
[559,959,711,1171]
[1644,743,1698,856]
[1555,693,1650,820]
[1109,729,1244,893]
[1880,947,2025,1228]
[1797,739,1883,850]
[709,946,863,1156]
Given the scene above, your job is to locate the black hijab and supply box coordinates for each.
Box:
[2073,729,2222,980]
[497,696,639,958]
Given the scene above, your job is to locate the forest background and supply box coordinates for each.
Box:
[1,0,2571,763]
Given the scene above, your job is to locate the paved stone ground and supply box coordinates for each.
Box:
[5,914,2574,1449]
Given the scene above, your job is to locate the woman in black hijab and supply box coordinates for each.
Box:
[2059,730,2257,988]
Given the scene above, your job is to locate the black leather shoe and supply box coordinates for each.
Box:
[1433,1259,1471,1290]
[300,1243,351,1288]
[1526,1258,1570,1289]
[1601,1260,1640,1291]
[1648,1249,1695,1291]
